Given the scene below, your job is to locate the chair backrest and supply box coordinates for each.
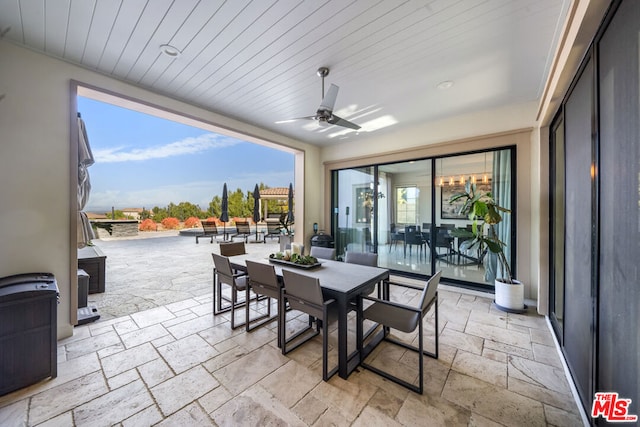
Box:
[212,253,234,283]
[310,246,336,260]
[344,251,377,266]
[419,271,441,314]
[246,260,280,298]
[265,220,281,233]
[404,225,423,244]
[282,270,325,320]
[235,221,251,233]
[202,221,218,233]
[219,241,246,256]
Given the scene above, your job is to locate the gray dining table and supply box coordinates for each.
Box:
[228,254,389,379]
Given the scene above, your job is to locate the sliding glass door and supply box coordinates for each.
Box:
[331,148,515,290]
[333,167,376,260]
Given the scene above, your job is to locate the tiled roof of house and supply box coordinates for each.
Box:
[259,187,291,198]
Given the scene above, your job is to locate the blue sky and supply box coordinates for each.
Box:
[78,96,294,213]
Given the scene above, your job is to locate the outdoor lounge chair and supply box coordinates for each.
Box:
[195,220,225,243]
[230,220,252,243]
[263,219,281,243]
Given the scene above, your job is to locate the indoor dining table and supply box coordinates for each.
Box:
[228,254,390,379]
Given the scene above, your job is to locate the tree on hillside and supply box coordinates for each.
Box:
[228,188,250,218]
[152,206,168,221]
[208,195,221,218]
[104,209,126,220]
[166,201,204,220]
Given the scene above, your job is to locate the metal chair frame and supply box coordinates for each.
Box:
[245,261,283,346]
[281,270,338,381]
[357,271,441,394]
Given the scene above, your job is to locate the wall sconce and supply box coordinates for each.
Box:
[313,222,318,234]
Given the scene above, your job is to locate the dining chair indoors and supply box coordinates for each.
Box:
[404,225,427,260]
[388,223,404,252]
[357,271,441,394]
[212,253,249,329]
[281,269,338,381]
[245,260,283,346]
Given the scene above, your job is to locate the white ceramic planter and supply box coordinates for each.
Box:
[494,279,525,312]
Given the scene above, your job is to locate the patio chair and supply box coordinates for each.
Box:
[263,219,281,243]
[281,269,338,381]
[219,241,246,257]
[230,220,252,243]
[345,251,379,296]
[195,220,225,243]
[357,271,441,394]
[245,260,283,346]
[309,246,336,260]
[212,253,248,329]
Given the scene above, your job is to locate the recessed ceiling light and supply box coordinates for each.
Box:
[437,80,454,90]
[159,44,181,58]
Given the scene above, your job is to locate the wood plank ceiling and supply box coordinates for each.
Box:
[0,0,570,146]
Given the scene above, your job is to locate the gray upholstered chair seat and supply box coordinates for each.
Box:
[357,271,442,394]
[363,300,420,333]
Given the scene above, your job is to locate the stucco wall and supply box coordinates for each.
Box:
[0,40,318,339]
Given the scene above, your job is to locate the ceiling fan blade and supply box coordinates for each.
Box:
[319,84,339,112]
[275,116,317,124]
[328,114,361,130]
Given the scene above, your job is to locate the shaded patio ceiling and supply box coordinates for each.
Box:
[0,0,570,147]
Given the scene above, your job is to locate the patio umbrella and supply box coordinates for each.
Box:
[286,183,294,225]
[77,112,95,248]
[252,184,261,242]
[221,183,229,240]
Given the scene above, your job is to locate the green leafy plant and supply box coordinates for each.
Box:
[269,252,318,265]
[279,212,294,236]
[449,181,513,284]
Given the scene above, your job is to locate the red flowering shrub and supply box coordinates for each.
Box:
[161,217,180,230]
[139,219,157,231]
[205,217,221,225]
[184,217,201,228]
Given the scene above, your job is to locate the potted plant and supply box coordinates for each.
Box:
[449,181,525,312]
[278,211,294,252]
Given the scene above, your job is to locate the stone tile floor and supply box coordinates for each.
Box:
[0,233,586,426]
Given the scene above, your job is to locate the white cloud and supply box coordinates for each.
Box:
[93,133,240,163]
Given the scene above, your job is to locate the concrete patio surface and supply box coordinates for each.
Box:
[88,231,280,320]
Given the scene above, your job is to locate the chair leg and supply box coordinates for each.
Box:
[359,301,438,394]
[245,292,278,334]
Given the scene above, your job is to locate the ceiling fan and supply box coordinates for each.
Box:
[284,67,361,130]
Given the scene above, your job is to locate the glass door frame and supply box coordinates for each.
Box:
[330,146,517,291]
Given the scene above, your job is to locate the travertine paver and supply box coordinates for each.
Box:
[0,234,583,426]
